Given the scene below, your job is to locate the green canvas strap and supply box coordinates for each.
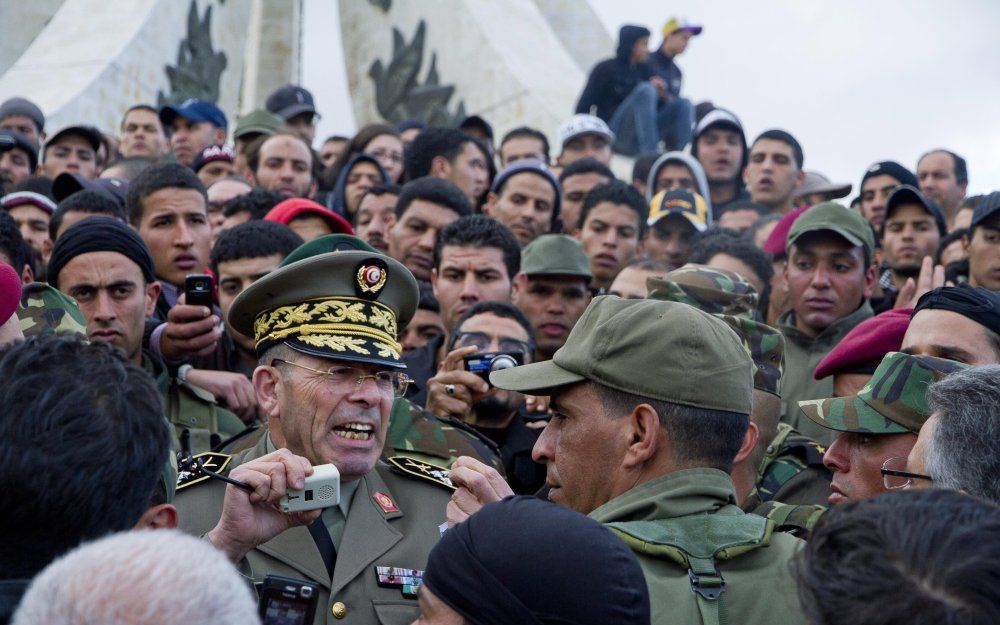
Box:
[607,512,772,625]
[688,556,727,625]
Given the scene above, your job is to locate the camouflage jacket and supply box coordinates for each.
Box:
[387,397,503,472]
[749,500,827,540]
[754,422,831,506]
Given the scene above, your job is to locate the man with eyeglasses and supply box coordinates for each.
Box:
[174,248,454,625]
[797,351,968,505]
[425,301,546,494]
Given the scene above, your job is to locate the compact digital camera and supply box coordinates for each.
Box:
[463,351,524,385]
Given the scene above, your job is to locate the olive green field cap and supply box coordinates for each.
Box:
[785,202,875,262]
[230,250,418,368]
[233,109,284,139]
[799,352,968,434]
[280,234,378,267]
[490,296,753,413]
[18,282,87,338]
[647,263,758,317]
[519,234,592,280]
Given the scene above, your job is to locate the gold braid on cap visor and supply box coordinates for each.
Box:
[253,296,402,360]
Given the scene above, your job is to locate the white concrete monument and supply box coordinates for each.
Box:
[0,0,300,135]
[339,0,611,149]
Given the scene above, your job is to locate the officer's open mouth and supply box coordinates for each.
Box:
[333,422,374,441]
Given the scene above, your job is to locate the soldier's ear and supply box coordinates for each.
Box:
[733,420,759,465]
[622,402,661,470]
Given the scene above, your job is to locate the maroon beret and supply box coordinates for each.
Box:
[814,308,912,379]
[762,204,809,257]
[0,262,22,326]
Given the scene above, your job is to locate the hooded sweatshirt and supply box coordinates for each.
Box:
[325,152,388,219]
[575,25,652,123]
[645,151,713,216]
[690,108,750,214]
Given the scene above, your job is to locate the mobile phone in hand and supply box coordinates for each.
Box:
[184,274,215,309]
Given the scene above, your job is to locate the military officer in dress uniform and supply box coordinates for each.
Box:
[173,249,453,625]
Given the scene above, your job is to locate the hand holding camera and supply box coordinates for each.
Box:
[426,345,491,420]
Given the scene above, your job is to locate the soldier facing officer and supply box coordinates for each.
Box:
[174,248,453,625]
[447,295,806,625]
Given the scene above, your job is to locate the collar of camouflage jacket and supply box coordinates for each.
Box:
[588,468,738,524]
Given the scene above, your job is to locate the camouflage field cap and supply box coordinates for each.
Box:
[519,234,592,280]
[491,296,753,413]
[716,314,785,397]
[799,352,968,434]
[18,282,87,338]
[646,264,758,317]
[229,250,418,368]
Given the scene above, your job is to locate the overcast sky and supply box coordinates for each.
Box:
[302,0,1000,196]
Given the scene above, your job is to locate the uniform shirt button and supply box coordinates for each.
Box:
[332,602,347,619]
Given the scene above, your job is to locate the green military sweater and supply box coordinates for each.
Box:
[590,469,806,625]
[777,303,873,445]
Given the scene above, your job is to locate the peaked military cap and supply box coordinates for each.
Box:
[280,234,378,267]
[229,250,418,369]
[799,352,968,435]
[647,264,758,317]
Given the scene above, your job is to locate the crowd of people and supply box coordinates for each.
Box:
[1,14,999,625]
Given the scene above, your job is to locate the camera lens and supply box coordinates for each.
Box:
[489,354,518,372]
[195,282,206,290]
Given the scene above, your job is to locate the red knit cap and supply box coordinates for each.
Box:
[0,262,22,326]
[762,204,810,257]
[813,308,912,380]
[264,198,353,235]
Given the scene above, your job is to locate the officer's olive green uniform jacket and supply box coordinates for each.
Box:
[175,432,451,625]
[778,303,873,445]
[589,469,806,625]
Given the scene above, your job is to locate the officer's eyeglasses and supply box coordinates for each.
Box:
[452,331,532,358]
[271,359,410,396]
[881,456,933,489]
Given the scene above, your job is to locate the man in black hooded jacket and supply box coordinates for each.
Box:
[575,25,662,157]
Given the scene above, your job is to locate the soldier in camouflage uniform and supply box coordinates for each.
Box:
[648,264,831,537]
[18,282,89,337]
[799,351,968,506]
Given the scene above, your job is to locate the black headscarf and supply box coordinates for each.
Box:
[423,496,650,625]
[913,283,1000,334]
